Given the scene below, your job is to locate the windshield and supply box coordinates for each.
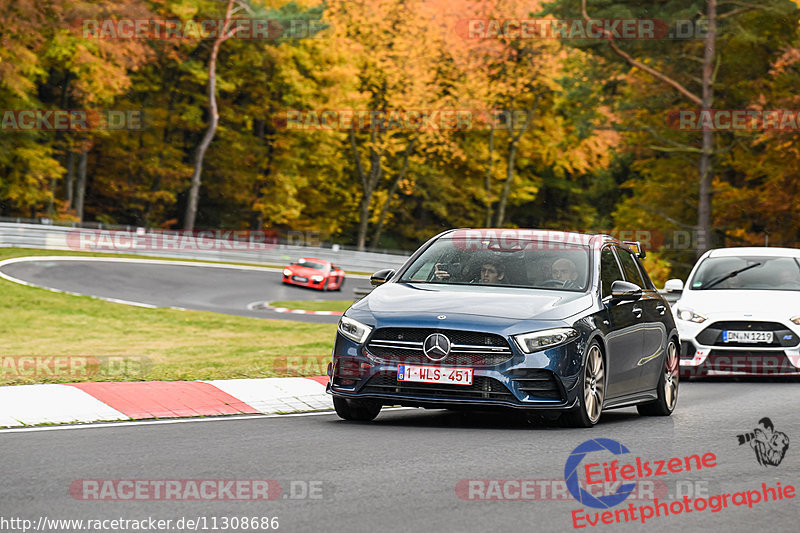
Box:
[689,256,800,291]
[398,236,591,291]
[293,260,327,270]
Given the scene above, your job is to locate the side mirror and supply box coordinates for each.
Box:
[610,280,642,302]
[664,279,684,293]
[370,269,395,287]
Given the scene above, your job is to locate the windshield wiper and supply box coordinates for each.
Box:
[701,262,762,290]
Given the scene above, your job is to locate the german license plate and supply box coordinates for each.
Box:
[292,276,308,282]
[722,330,773,343]
[397,365,473,385]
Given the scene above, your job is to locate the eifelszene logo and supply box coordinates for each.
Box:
[736,417,790,466]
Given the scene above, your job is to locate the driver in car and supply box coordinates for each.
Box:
[775,267,800,288]
[552,258,579,289]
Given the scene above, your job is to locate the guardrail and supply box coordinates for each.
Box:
[0,222,411,274]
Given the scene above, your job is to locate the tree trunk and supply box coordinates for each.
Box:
[484,127,495,227]
[494,110,534,227]
[353,128,382,251]
[65,150,75,210]
[697,0,717,256]
[75,150,88,222]
[184,0,237,230]
[370,138,414,250]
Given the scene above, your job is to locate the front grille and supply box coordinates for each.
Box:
[507,369,564,401]
[366,328,513,367]
[361,372,517,402]
[697,321,798,347]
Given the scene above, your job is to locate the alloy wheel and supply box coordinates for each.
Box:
[584,345,604,424]
[664,341,679,410]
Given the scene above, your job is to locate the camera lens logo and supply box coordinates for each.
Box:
[423,333,451,361]
[564,438,636,509]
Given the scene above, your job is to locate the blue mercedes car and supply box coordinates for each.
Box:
[327,229,679,427]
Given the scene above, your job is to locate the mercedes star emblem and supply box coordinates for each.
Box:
[423,333,451,361]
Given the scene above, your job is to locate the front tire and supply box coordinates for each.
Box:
[333,396,382,421]
[637,339,679,416]
[563,341,605,428]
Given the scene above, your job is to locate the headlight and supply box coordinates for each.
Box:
[513,328,578,353]
[312,275,324,282]
[677,308,706,323]
[338,316,373,344]
[791,316,800,326]
[283,269,292,276]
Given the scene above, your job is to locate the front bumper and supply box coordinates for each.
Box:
[282,273,326,289]
[677,315,800,376]
[327,331,584,412]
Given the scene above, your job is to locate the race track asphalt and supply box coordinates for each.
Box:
[1,380,798,533]
[0,258,374,323]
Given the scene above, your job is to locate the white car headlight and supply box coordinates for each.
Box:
[338,316,373,344]
[283,269,292,276]
[677,308,707,323]
[312,275,324,282]
[513,328,578,354]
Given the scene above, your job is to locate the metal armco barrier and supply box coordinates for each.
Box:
[0,223,411,274]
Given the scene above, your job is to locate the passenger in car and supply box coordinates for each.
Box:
[480,260,506,284]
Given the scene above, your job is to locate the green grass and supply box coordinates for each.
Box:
[269,300,352,312]
[0,247,337,385]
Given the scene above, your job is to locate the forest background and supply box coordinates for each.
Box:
[3,0,800,282]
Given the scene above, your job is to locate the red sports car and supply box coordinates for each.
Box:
[282,257,345,291]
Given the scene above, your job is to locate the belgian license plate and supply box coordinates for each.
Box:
[397,365,473,385]
[722,330,773,343]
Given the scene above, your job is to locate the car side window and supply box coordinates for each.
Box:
[616,247,646,288]
[633,257,656,291]
[600,247,624,298]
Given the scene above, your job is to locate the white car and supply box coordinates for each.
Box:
[666,247,800,377]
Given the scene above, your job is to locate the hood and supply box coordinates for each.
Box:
[358,282,593,321]
[677,289,800,316]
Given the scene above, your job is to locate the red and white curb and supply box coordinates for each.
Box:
[0,377,330,428]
